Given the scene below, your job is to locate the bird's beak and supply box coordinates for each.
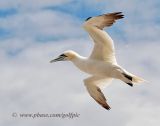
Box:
[50,55,67,63]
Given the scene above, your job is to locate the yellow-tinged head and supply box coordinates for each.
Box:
[50,50,78,63]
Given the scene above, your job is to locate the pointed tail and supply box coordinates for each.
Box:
[122,71,146,84]
[131,74,146,83]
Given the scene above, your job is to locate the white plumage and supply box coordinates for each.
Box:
[50,12,145,110]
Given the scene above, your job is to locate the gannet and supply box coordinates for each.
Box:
[50,12,145,110]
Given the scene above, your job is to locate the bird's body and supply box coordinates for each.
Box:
[50,12,145,110]
[72,56,112,76]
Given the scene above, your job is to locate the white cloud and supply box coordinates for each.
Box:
[0,10,84,41]
[1,38,160,126]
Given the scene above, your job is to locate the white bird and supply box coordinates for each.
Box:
[50,12,145,110]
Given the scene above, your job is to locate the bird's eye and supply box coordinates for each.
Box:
[60,54,67,57]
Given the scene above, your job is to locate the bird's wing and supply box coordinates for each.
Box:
[83,12,124,63]
[84,76,113,110]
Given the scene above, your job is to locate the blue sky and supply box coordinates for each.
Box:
[0,0,159,44]
[0,0,160,126]
[44,1,105,19]
[0,8,17,17]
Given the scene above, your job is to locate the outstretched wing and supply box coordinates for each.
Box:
[85,12,124,30]
[84,76,113,110]
[83,12,124,63]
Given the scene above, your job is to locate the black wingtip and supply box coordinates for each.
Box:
[122,73,133,81]
[102,103,111,110]
[96,99,111,110]
[120,15,124,18]
[85,17,92,21]
[127,83,133,87]
[103,105,111,110]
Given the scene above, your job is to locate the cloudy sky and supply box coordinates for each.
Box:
[0,0,160,125]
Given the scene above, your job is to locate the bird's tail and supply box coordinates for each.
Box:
[131,74,146,83]
[122,71,146,84]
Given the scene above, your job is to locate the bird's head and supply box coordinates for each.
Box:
[50,50,78,63]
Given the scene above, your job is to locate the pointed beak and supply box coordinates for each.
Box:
[50,55,67,63]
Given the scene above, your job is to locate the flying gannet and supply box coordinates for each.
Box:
[50,12,145,110]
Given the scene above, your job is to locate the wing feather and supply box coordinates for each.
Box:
[84,12,124,30]
[84,76,112,110]
[83,12,124,63]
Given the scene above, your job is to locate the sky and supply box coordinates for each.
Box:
[0,0,160,126]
